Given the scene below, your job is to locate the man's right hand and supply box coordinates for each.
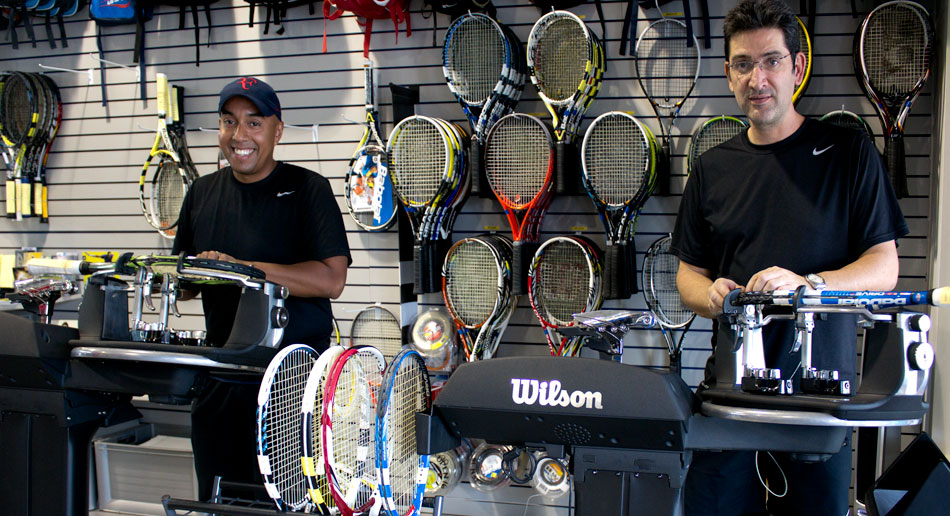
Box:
[707,277,742,317]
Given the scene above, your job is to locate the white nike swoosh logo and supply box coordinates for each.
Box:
[813,145,833,156]
[276,191,295,197]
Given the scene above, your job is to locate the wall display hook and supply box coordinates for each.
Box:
[88,53,140,83]
[37,63,94,85]
[284,123,318,143]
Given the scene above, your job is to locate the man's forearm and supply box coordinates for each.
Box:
[250,258,348,299]
[816,241,899,291]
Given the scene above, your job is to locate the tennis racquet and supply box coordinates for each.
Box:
[0,71,40,220]
[442,235,513,361]
[34,73,60,223]
[642,234,695,375]
[346,59,397,232]
[442,13,523,198]
[168,83,200,183]
[581,111,657,300]
[300,345,345,515]
[20,72,50,220]
[819,109,874,141]
[635,17,701,197]
[528,10,605,196]
[855,1,934,199]
[687,115,748,175]
[387,115,465,294]
[732,286,950,309]
[484,113,555,296]
[256,343,321,512]
[793,15,812,105]
[322,345,386,516]
[350,304,403,361]
[528,236,603,356]
[139,73,188,239]
[375,349,431,516]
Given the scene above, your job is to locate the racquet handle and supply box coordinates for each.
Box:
[512,240,525,296]
[734,287,950,308]
[472,139,491,198]
[156,73,169,118]
[884,133,908,199]
[25,258,114,276]
[413,242,425,295]
[657,141,671,197]
[554,140,582,195]
[627,238,639,295]
[6,178,15,218]
[603,242,622,300]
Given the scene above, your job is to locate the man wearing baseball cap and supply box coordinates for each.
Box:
[173,76,351,499]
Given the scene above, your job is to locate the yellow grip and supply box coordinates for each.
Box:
[156,73,169,118]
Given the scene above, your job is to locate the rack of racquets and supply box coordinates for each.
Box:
[0,71,61,222]
[257,344,432,515]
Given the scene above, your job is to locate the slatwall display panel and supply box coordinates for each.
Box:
[0,1,938,514]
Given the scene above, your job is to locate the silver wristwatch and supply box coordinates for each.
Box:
[805,273,826,290]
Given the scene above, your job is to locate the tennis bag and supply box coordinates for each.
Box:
[323,0,411,57]
[151,0,219,65]
[89,0,153,105]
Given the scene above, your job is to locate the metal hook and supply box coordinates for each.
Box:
[38,63,94,85]
[87,53,140,82]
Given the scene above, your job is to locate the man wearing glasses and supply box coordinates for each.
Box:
[671,0,907,514]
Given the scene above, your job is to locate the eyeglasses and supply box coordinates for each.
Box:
[727,54,791,76]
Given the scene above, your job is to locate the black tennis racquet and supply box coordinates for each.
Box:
[856,0,933,199]
[256,343,321,512]
[375,349,431,516]
[635,17,701,197]
[687,115,748,176]
[0,71,39,220]
[643,234,695,375]
[581,111,656,300]
[350,304,403,361]
[34,73,60,223]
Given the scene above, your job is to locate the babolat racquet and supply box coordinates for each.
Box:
[0,71,39,220]
[528,236,603,357]
[388,115,466,294]
[375,349,431,516]
[35,73,60,223]
[350,304,403,361]
[528,10,606,196]
[322,345,386,516]
[442,234,515,361]
[20,72,50,220]
[733,286,950,309]
[581,111,656,300]
[442,13,524,198]
[346,59,397,232]
[139,73,188,239]
[793,15,813,105]
[687,115,748,175]
[300,345,345,515]
[256,344,321,512]
[856,0,933,199]
[642,234,695,375]
[635,17,701,197]
[168,83,200,183]
[484,113,555,296]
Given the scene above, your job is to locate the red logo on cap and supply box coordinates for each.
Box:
[238,78,258,90]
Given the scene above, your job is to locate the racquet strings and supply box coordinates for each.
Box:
[257,345,319,511]
[637,20,698,110]
[820,111,873,139]
[532,17,589,104]
[863,5,930,95]
[152,160,186,230]
[583,115,649,206]
[648,240,692,328]
[532,238,596,341]
[351,306,403,360]
[485,115,551,209]
[389,119,448,205]
[0,74,34,146]
[444,15,505,110]
[688,116,747,174]
[443,239,501,358]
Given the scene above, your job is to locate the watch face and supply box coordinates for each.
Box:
[806,274,825,289]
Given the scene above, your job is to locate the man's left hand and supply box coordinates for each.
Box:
[197,250,241,264]
[745,266,808,292]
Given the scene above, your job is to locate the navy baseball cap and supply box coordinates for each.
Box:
[218,77,282,120]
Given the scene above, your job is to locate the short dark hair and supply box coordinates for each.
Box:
[723,0,800,60]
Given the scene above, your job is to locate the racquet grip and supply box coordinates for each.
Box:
[603,243,623,300]
[884,134,908,199]
[156,73,169,117]
[628,237,639,295]
[20,179,31,217]
[6,179,15,218]
[555,140,567,195]
[512,240,525,296]
[555,140,581,196]
[413,242,425,295]
[472,140,490,199]
[657,142,671,197]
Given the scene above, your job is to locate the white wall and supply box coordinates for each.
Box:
[0,0,941,513]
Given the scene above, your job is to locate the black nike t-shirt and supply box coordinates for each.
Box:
[671,118,907,382]
[173,162,351,349]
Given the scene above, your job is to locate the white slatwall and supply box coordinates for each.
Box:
[0,1,938,514]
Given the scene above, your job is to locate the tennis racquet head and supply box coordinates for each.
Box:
[581,111,656,300]
[857,1,934,198]
[528,236,603,356]
[793,15,812,105]
[256,343,321,512]
[322,345,386,516]
[375,349,432,516]
[0,71,39,220]
[687,115,748,175]
[442,235,511,361]
[350,305,403,361]
[635,17,701,198]
[820,109,874,141]
[300,345,345,514]
[484,113,555,295]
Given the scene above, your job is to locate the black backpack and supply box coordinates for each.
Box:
[149,0,218,66]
